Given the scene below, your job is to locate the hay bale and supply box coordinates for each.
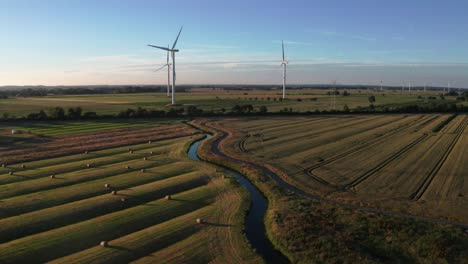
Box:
[129,150,134,154]
[84,150,88,154]
[111,190,117,195]
[120,197,127,202]
[148,140,152,144]
[9,171,13,175]
[125,165,130,170]
[86,163,91,168]
[127,148,132,151]
[104,183,110,188]
[222,175,226,179]
[165,195,171,200]
[196,218,203,224]
[149,151,154,155]
[100,241,108,247]
[143,157,147,161]
[1,164,6,167]
[50,175,55,179]
[140,169,145,173]
[21,164,26,169]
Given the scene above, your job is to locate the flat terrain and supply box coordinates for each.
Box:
[0,88,455,117]
[0,122,260,263]
[218,114,468,223]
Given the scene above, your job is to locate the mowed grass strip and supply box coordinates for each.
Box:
[0,136,183,182]
[0,152,174,200]
[0,144,173,187]
[50,206,214,264]
[0,171,209,243]
[129,230,213,264]
[0,161,193,218]
[0,185,217,263]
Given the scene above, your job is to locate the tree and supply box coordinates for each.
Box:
[343,104,350,112]
[67,107,82,119]
[259,105,268,114]
[232,104,242,114]
[48,107,65,119]
[368,95,376,104]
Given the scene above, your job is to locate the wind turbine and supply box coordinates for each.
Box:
[280,40,288,99]
[148,26,183,105]
[154,45,172,97]
[380,80,383,91]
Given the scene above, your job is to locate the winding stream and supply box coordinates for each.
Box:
[187,134,289,263]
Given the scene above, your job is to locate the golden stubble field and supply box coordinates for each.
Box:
[218,114,468,224]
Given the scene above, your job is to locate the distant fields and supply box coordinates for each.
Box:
[0,123,260,263]
[0,88,455,117]
[219,114,468,223]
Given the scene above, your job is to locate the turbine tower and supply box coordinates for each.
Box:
[154,45,172,97]
[380,80,383,91]
[280,40,288,99]
[148,26,183,105]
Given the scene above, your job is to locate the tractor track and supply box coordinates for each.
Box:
[238,134,250,152]
[301,115,429,181]
[410,115,468,201]
[343,133,429,190]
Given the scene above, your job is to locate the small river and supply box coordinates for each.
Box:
[187,134,289,263]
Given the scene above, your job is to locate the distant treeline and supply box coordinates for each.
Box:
[2,100,467,122]
[1,84,466,98]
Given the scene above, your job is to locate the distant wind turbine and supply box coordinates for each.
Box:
[280,40,289,99]
[155,45,172,97]
[148,26,183,105]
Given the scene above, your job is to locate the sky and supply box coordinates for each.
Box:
[0,0,467,87]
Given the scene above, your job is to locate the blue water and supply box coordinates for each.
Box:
[187,134,288,263]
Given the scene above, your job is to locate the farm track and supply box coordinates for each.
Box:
[303,115,429,179]
[285,115,428,188]
[238,134,250,152]
[410,115,468,201]
[413,115,440,131]
[261,115,383,148]
[343,133,429,190]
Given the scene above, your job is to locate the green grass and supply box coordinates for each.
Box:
[0,89,454,118]
[0,185,217,263]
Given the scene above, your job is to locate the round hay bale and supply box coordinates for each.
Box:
[125,165,130,170]
[21,164,26,169]
[120,197,127,202]
[111,190,117,195]
[143,157,147,161]
[148,140,152,144]
[222,175,226,179]
[100,241,108,247]
[196,218,203,224]
[104,183,110,188]
[165,195,171,200]
[84,150,88,154]
[86,163,91,168]
[127,148,132,151]
[50,175,55,179]
[1,164,6,168]
[140,169,145,173]
[129,150,134,154]
[8,171,13,175]
[149,151,154,155]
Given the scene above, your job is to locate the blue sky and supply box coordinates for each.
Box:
[0,0,467,87]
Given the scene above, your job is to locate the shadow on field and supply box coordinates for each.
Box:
[203,222,233,227]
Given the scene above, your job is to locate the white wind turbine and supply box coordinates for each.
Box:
[280,40,288,99]
[148,26,183,105]
[154,45,172,97]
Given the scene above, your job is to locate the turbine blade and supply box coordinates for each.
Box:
[282,40,285,61]
[148,45,171,51]
[172,26,184,49]
[155,65,167,72]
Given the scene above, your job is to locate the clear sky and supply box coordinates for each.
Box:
[1,0,467,87]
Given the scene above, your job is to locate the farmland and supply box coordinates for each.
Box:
[0,88,457,117]
[216,114,468,224]
[0,122,261,263]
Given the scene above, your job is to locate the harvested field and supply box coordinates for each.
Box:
[218,114,468,223]
[0,123,260,263]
